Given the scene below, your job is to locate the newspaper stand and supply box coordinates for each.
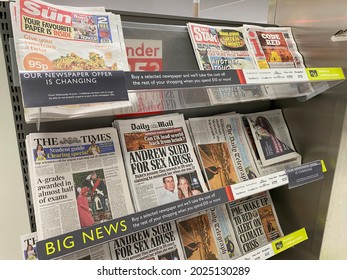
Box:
[0,1,346,260]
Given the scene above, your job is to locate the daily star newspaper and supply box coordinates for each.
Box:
[115,113,208,212]
[109,221,185,260]
[245,109,301,167]
[227,191,283,255]
[10,0,132,122]
[26,127,134,241]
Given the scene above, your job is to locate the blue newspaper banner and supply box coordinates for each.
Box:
[285,160,324,189]
[19,70,128,108]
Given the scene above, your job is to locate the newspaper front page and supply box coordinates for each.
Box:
[227,191,283,255]
[109,221,185,260]
[26,127,134,241]
[115,113,208,211]
[245,109,301,167]
[187,113,259,190]
[10,0,132,122]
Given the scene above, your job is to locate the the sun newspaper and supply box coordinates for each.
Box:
[227,191,283,255]
[115,113,209,212]
[187,113,259,191]
[244,109,301,167]
[10,0,132,122]
[26,127,134,241]
[109,221,185,260]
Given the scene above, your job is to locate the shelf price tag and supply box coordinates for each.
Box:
[285,160,325,189]
[243,68,309,84]
[306,68,345,81]
[272,228,308,255]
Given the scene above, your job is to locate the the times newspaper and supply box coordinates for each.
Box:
[109,221,185,260]
[227,191,283,255]
[245,109,301,167]
[20,231,112,260]
[26,127,134,241]
[10,0,131,122]
[115,113,209,212]
[187,113,259,191]
[243,24,305,69]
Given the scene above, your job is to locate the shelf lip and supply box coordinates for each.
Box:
[237,228,308,260]
[35,161,319,260]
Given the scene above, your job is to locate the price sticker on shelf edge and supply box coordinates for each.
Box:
[285,160,325,189]
[19,70,129,108]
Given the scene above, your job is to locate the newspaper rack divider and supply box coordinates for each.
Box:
[19,67,345,129]
[36,161,318,260]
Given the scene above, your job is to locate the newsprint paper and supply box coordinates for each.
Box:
[115,113,209,211]
[109,221,185,260]
[26,127,134,241]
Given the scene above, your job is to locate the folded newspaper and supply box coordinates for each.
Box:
[26,127,134,241]
[115,113,209,211]
[10,0,132,122]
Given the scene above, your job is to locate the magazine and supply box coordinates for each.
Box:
[10,0,132,122]
[115,113,208,211]
[20,231,112,259]
[244,24,305,69]
[25,127,134,240]
[227,191,283,255]
[187,113,259,190]
[109,221,185,260]
[244,109,301,167]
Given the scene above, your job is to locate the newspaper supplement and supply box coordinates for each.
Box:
[116,113,208,211]
[208,206,243,260]
[245,109,301,167]
[109,221,185,260]
[26,127,134,241]
[244,24,305,69]
[227,191,283,255]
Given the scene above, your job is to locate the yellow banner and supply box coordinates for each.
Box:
[306,68,345,81]
[272,228,308,255]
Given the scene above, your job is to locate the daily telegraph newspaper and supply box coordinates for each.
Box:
[115,113,208,211]
[244,24,305,69]
[109,221,185,260]
[10,0,131,122]
[227,191,283,255]
[245,109,301,167]
[187,113,259,190]
[25,127,134,241]
[20,231,112,260]
[208,206,243,260]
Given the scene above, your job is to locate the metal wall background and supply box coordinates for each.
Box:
[268,0,347,259]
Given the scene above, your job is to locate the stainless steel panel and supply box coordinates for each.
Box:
[269,0,347,259]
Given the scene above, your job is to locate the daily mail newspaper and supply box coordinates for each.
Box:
[244,109,301,167]
[115,113,208,211]
[20,231,112,259]
[109,221,185,260]
[10,0,131,122]
[227,191,283,255]
[25,127,134,241]
[187,113,259,191]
